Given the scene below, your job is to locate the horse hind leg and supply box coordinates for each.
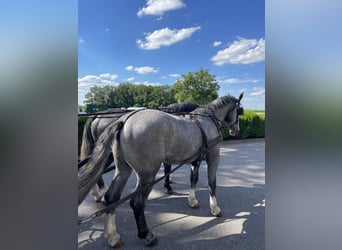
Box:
[89,177,107,202]
[130,176,158,247]
[103,166,131,248]
[105,212,124,248]
[188,163,200,208]
[89,154,114,202]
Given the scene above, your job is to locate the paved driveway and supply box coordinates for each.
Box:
[78,139,265,249]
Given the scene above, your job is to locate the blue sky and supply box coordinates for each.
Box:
[78,0,265,110]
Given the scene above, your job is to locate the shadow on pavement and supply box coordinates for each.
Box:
[78,184,264,250]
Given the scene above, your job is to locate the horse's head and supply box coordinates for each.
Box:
[224,93,244,136]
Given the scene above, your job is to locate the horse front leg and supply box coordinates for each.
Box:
[188,162,200,208]
[207,150,223,217]
[163,163,173,194]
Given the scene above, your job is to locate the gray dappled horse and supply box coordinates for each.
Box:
[79,103,200,201]
[78,94,243,248]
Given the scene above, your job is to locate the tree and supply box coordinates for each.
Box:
[83,83,176,110]
[84,85,114,106]
[112,83,135,108]
[147,85,175,108]
[172,68,220,104]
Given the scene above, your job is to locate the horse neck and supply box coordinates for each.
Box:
[212,103,233,122]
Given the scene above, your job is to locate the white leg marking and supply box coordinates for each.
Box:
[210,195,222,217]
[104,213,123,247]
[90,186,101,201]
[90,185,107,202]
[188,188,200,208]
[99,185,107,196]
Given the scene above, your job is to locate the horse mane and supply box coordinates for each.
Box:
[191,95,237,115]
[162,102,200,113]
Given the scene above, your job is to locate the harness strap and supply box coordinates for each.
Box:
[78,162,186,225]
[78,109,144,171]
[190,116,208,162]
[190,116,222,163]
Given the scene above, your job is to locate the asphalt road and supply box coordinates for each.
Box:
[78,139,265,250]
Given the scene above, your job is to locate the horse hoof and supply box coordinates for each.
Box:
[107,236,124,248]
[165,189,173,195]
[95,196,103,203]
[101,198,107,206]
[188,199,200,209]
[211,208,223,217]
[92,195,101,202]
[144,232,158,247]
[190,203,200,209]
[215,211,223,217]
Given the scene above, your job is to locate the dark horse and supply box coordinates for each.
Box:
[79,103,200,201]
[78,94,243,248]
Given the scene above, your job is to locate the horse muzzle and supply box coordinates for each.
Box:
[229,128,240,136]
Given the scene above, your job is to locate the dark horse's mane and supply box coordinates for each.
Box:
[191,95,237,115]
[161,102,200,113]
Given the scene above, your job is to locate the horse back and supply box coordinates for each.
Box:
[119,109,203,164]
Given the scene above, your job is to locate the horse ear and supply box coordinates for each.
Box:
[238,92,244,102]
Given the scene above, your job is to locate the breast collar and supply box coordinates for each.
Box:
[189,114,222,163]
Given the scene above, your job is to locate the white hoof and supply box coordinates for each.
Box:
[211,206,223,217]
[104,233,124,248]
[188,197,200,208]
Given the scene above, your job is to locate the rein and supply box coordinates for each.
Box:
[78,109,133,117]
[78,162,187,225]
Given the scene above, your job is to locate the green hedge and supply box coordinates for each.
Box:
[78,110,265,153]
[221,110,265,140]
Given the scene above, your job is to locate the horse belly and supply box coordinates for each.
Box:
[164,123,202,164]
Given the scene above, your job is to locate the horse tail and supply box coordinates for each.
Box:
[80,116,96,162]
[78,120,124,205]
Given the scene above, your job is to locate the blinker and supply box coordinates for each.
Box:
[237,106,244,116]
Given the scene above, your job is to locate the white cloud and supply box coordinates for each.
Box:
[250,87,265,96]
[79,37,85,43]
[169,73,180,77]
[78,73,119,105]
[78,73,119,88]
[125,65,159,74]
[131,81,161,86]
[99,73,119,80]
[125,65,134,71]
[126,77,135,81]
[136,66,159,74]
[137,26,201,50]
[219,78,260,84]
[211,37,265,66]
[213,41,222,47]
[137,0,186,17]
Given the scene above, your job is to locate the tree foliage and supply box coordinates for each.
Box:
[172,68,220,104]
[82,68,220,110]
[84,83,175,109]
